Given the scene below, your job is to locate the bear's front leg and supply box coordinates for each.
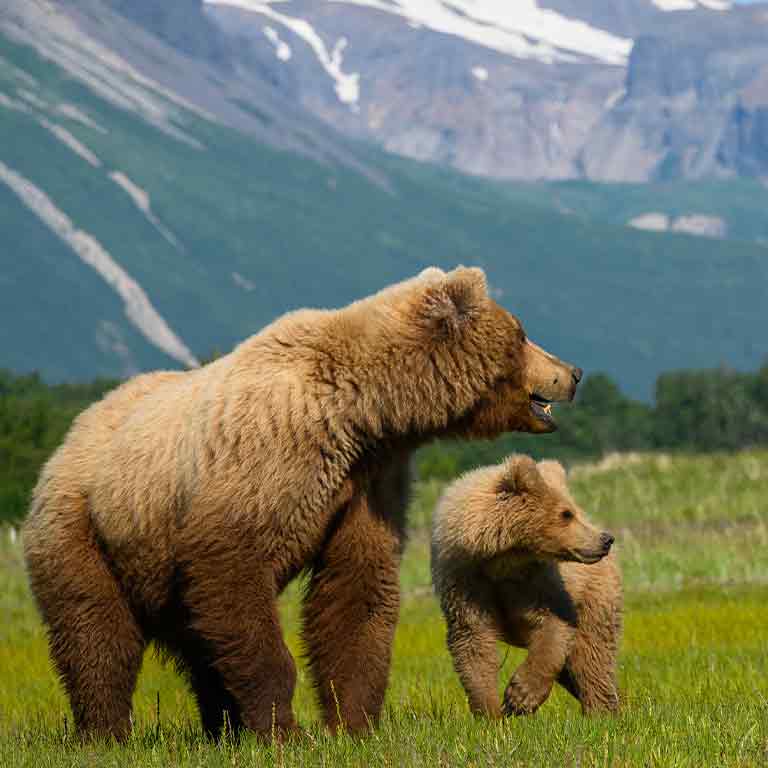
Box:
[302,465,407,735]
[502,616,576,716]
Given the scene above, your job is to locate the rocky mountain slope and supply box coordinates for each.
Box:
[198,0,768,181]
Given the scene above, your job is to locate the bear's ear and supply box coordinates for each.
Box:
[417,266,446,282]
[416,266,488,338]
[537,460,567,491]
[497,455,542,496]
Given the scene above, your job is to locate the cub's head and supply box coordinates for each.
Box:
[495,456,614,564]
[353,266,581,438]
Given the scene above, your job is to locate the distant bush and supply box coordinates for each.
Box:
[0,370,117,523]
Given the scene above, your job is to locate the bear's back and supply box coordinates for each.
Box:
[24,370,187,547]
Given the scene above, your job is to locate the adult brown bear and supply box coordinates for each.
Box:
[23,267,581,741]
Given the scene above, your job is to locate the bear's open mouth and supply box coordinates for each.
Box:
[530,393,555,428]
[566,549,606,565]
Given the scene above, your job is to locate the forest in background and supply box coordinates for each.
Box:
[1,362,768,524]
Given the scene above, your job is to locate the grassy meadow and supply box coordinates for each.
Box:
[1,450,767,766]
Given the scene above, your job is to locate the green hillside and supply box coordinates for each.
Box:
[1,32,767,398]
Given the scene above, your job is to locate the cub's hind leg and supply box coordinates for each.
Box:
[564,584,622,714]
[562,630,620,714]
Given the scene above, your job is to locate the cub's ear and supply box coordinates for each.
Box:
[497,455,542,496]
[416,266,488,338]
[537,460,568,491]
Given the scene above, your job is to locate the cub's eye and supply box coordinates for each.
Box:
[561,509,574,521]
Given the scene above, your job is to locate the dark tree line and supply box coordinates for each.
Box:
[1,364,767,523]
[0,371,117,523]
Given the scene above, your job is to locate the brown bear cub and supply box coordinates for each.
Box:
[431,456,622,718]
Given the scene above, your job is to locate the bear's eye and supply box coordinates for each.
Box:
[561,509,574,521]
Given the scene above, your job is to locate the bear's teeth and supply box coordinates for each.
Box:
[543,404,552,416]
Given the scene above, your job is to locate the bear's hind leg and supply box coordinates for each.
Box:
[189,663,243,739]
[180,540,298,739]
[174,634,243,739]
[25,514,145,741]
[166,631,243,739]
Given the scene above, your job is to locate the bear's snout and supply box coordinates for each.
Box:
[600,532,615,554]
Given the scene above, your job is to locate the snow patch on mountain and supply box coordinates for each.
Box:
[628,212,670,231]
[232,271,256,291]
[207,0,360,106]
[331,0,632,65]
[95,320,139,375]
[0,90,29,113]
[264,25,292,61]
[651,0,731,10]
[109,171,183,250]
[628,212,727,238]
[0,54,39,89]
[604,88,626,110]
[16,88,48,111]
[40,118,102,168]
[472,66,489,82]
[0,161,198,368]
[205,0,631,67]
[673,214,727,238]
[54,103,108,134]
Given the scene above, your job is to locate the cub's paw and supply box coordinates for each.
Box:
[502,676,551,717]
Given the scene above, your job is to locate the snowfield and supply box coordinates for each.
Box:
[206,0,634,67]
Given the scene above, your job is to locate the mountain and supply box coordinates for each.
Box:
[16,0,767,183]
[1,0,767,400]
[198,0,768,182]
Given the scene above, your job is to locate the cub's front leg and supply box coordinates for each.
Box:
[502,614,576,716]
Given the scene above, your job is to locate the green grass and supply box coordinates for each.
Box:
[1,451,768,765]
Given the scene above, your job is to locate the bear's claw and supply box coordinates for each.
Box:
[502,676,551,717]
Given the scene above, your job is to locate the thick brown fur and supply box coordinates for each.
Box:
[23,267,581,741]
[431,456,622,718]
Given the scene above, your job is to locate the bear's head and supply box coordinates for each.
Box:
[343,266,582,439]
[494,456,614,565]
